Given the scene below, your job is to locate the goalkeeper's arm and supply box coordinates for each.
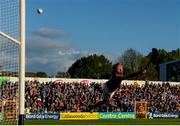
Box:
[123,69,146,80]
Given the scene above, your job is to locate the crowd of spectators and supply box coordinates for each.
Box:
[0,80,179,113]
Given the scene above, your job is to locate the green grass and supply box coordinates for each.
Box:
[24,119,180,125]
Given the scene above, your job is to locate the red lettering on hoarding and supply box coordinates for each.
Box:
[54,79,64,84]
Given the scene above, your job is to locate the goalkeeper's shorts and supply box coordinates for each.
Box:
[102,84,115,101]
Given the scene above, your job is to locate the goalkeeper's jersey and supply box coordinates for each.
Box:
[106,73,124,92]
[106,70,143,92]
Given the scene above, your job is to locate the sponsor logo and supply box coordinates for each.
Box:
[149,112,179,119]
[149,112,153,119]
[25,113,60,120]
[60,112,98,120]
[99,112,136,119]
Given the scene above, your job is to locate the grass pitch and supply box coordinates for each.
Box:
[24,119,180,125]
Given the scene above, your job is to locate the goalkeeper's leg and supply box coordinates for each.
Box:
[89,84,112,112]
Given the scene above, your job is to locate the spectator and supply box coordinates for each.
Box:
[0,80,179,113]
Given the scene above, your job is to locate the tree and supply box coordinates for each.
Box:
[56,72,66,78]
[141,49,169,81]
[0,65,2,71]
[56,72,70,78]
[117,48,144,79]
[25,72,37,77]
[169,48,180,60]
[0,65,3,75]
[116,48,180,81]
[67,54,112,79]
[143,48,180,80]
[36,72,48,77]
[140,56,159,80]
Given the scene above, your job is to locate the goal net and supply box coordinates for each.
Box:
[0,0,25,125]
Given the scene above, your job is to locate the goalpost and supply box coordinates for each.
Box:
[0,0,25,125]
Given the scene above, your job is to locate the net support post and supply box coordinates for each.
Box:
[18,0,25,125]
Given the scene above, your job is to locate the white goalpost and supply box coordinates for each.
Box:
[0,0,25,125]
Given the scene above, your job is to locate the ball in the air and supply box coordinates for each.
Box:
[37,8,43,14]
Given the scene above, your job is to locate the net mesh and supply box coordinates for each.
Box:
[0,0,20,124]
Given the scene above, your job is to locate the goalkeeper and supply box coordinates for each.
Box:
[89,63,146,112]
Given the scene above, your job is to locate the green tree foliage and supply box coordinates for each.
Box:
[56,72,70,78]
[117,48,180,81]
[146,48,180,63]
[36,72,48,77]
[0,65,3,71]
[68,54,112,79]
[0,66,3,76]
[142,48,180,80]
[25,72,37,77]
[65,48,180,80]
[169,48,180,60]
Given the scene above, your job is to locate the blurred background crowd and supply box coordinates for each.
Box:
[1,80,179,113]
